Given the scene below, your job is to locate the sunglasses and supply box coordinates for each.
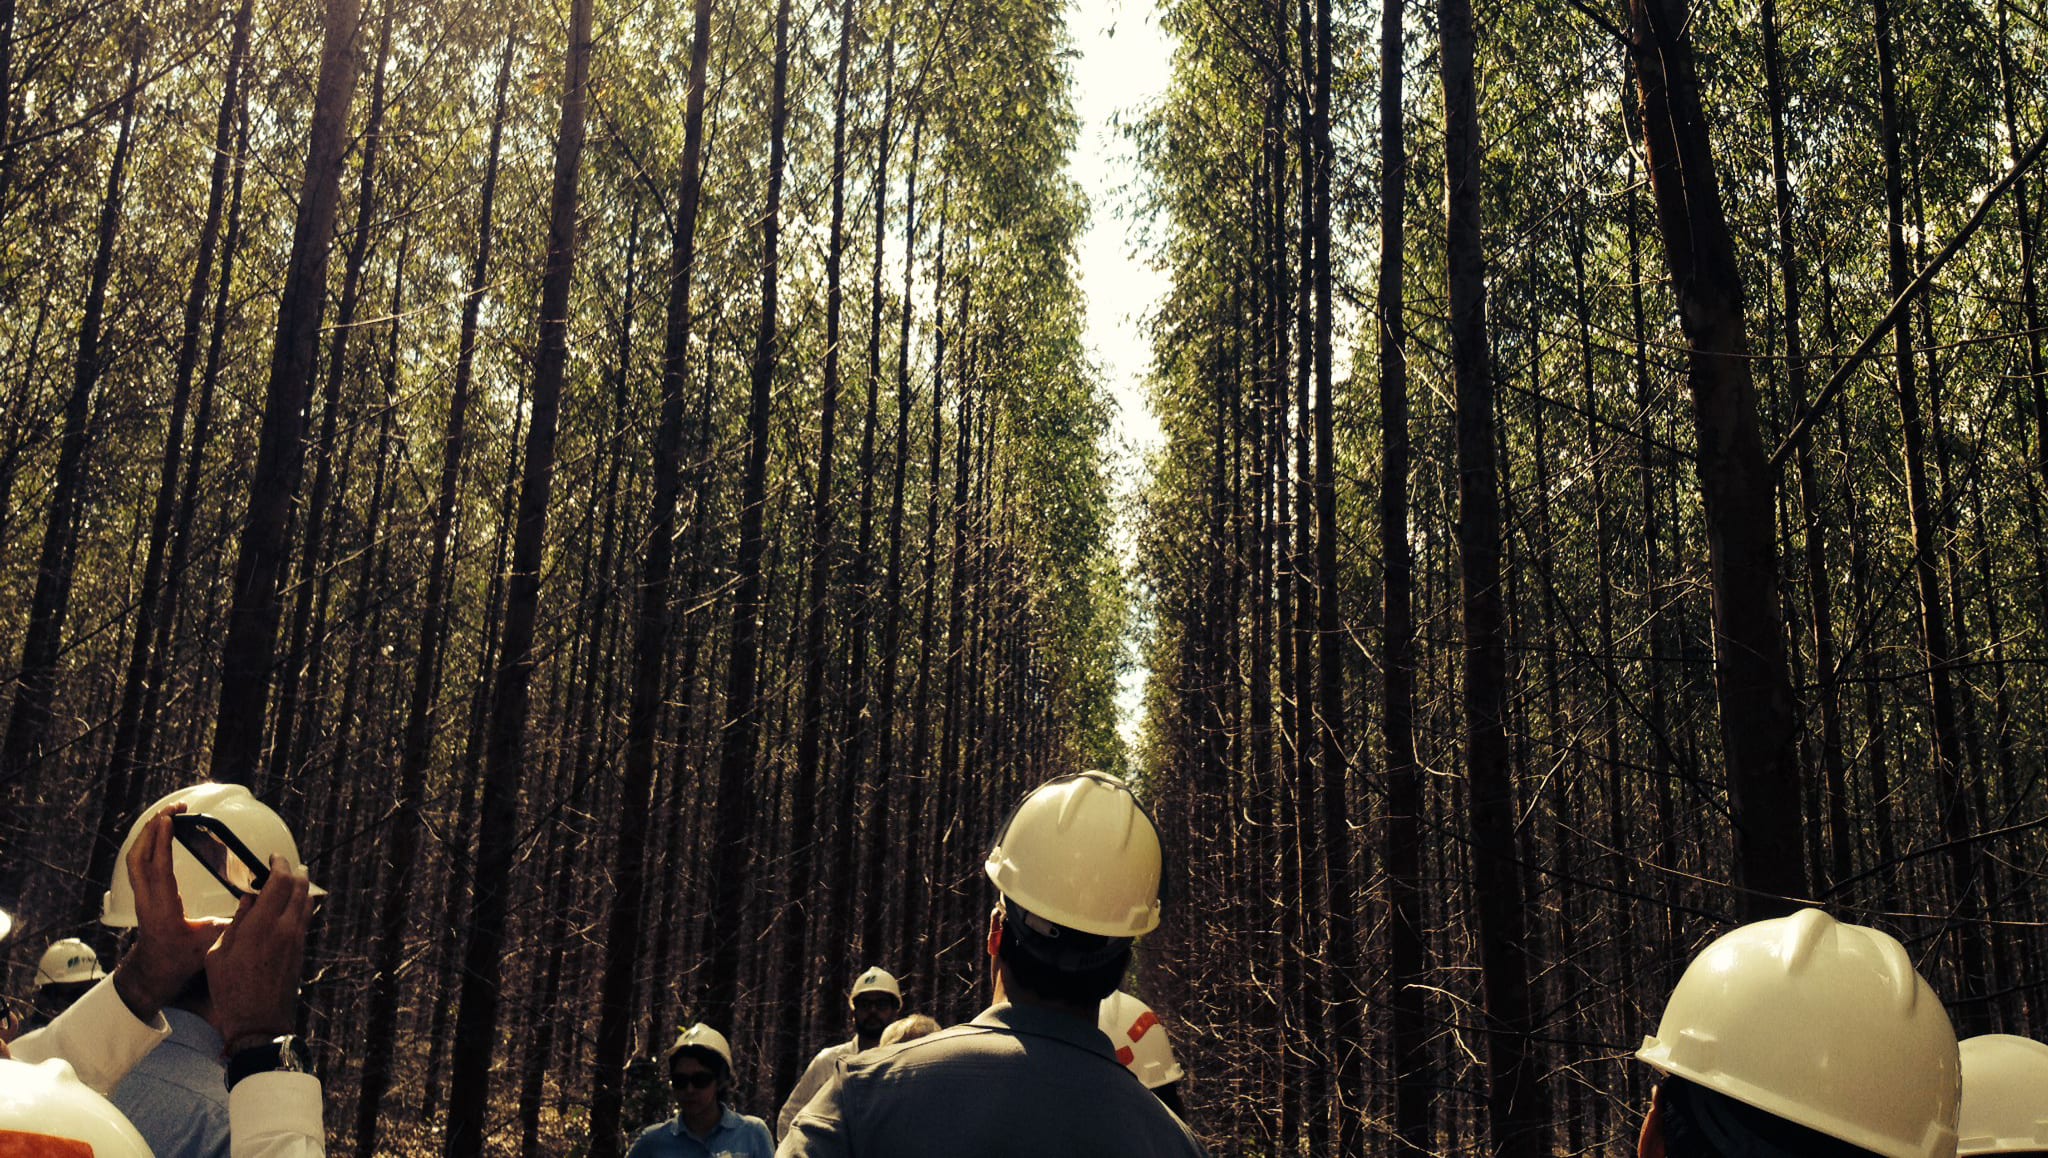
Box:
[670,1070,718,1090]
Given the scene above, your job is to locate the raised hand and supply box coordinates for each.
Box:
[111,805,228,1022]
[206,855,312,1053]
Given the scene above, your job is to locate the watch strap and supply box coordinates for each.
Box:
[225,1035,308,1091]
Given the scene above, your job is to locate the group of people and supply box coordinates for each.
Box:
[5,768,2046,1158]
[626,771,1206,1158]
[625,771,2048,1158]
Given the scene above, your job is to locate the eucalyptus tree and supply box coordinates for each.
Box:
[209,0,366,786]
[0,31,142,807]
[444,0,595,1149]
[587,0,719,1146]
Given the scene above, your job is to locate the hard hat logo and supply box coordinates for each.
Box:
[984,772,1163,940]
[34,939,106,988]
[847,965,902,1008]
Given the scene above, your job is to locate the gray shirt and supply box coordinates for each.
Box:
[776,1001,1206,1158]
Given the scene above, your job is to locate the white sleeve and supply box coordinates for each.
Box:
[229,1071,325,1157]
[8,975,169,1094]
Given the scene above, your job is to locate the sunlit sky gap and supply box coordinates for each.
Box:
[1067,0,1173,757]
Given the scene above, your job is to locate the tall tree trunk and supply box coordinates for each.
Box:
[777,0,856,1105]
[424,366,526,1119]
[443,0,593,1149]
[1758,0,1848,894]
[135,88,252,801]
[0,35,142,817]
[522,362,628,1152]
[900,211,950,984]
[1626,139,1682,984]
[702,0,794,1033]
[587,0,715,1145]
[1871,0,1988,1027]
[1305,0,1360,1147]
[934,293,980,993]
[1994,0,2048,626]
[1378,0,1427,1146]
[835,22,894,982]
[864,107,919,959]
[351,28,513,1154]
[209,0,365,785]
[1442,2,1544,1154]
[269,0,395,793]
[301,304,401,1058]
[93,0,254,896]
[315,228,402,1067]
[1626,0,1807,917]
[1290,3,1328,1133]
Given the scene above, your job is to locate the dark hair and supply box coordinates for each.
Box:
[997,909,1131,1003]
[1658,1076,1881,1158]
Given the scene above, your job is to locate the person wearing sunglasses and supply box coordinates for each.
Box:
[628,1023,773,1158]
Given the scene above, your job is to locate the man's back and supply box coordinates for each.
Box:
[778,1003,1205,1158]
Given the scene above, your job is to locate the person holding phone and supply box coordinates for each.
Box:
[10,790,324,1156]
[97,784,324,1158]
[628,1023,774,1158]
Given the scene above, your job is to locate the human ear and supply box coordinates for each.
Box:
[1638,1086,1664,1158]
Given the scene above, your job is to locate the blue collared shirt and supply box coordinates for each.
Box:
[629,1105,776,1158]
[110,1006,231,1158]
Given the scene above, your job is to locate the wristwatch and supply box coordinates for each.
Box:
[225,1034,310,1091]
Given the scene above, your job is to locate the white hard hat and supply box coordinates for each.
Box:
[984,772,1161,939]
[667,1023,734,1073]
[0,1057,151,1156]
[848,966,901,1008]
[34,939,105,988]
[1638,908,1960,1158]
[1958,1034,2048,1155]
[1099,989,1185,1089]
[101,783,325,927]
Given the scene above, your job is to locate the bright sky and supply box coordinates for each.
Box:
[1066,0,1173,754]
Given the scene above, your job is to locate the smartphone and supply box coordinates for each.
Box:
[171,813,271,898]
